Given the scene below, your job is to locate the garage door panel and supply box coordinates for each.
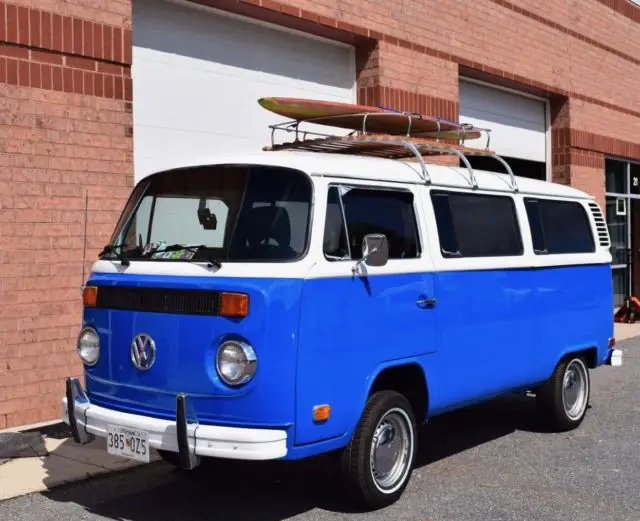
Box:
[134,1,352,91]
[459,115,546,162]
[459,80,547,164]
[132,0,355,181]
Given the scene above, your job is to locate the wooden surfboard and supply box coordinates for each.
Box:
[258,97,482,140]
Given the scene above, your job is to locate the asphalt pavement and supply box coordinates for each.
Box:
[1,337,638,521]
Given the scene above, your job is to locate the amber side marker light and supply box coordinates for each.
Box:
[83,286,98,307]
[219,292,249,317]
[313,404,331,423]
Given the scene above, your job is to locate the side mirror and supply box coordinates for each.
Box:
[353,233,389,274]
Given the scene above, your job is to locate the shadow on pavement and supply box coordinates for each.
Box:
[39,393,553,519]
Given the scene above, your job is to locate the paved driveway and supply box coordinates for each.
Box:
[1,337,638,521]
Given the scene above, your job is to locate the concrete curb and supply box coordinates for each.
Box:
[0,431,159,502]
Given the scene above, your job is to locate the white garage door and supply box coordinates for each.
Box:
[459,80,547,164]
[132,0,356,182]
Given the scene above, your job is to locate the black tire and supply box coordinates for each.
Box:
[536,355,590,431]
[339,390,417,510]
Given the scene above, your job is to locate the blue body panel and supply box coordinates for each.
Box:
[84,272,302,429]
[82,262,613,460]
[295,271,437,446]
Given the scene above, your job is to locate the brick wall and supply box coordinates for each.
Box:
[0,0,133,429]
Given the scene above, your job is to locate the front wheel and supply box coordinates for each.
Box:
[339,390,417,510]
[536,355,590,431]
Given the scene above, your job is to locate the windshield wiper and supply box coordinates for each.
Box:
[98,244,131,266]
[150,244,222,269]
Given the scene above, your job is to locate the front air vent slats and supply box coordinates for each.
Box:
[587,202,611,248]
[95,287,220,316]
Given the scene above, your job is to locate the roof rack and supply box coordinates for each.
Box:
[264,117,519,192]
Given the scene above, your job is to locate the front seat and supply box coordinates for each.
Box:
[246,205,297,259]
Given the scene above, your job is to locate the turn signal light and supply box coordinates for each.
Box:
[219,292,249,318]
[82,286,98,307]
[313,404,331,423]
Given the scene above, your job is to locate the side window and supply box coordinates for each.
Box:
[323,185,421,260]
[431,190,523,258]
[323,187,350,260]
[524,198,595,254]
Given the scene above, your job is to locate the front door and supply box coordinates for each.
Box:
[294,181,438,446]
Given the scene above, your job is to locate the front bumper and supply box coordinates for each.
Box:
[62,377,288,467]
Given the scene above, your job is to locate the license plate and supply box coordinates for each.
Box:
[106,424,150,463]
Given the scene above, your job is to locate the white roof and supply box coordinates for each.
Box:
[154,150,593,200]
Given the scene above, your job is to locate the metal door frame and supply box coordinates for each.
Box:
[606,157,640,301]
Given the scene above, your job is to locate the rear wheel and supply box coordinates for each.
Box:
[536,355,590,431]
[339,390,417,510]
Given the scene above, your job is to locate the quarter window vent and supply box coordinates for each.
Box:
[588,202,611,248]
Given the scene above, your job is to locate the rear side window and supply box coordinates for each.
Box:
[323,186,420,260]
[431,190,523,257]
[524,198,595,254]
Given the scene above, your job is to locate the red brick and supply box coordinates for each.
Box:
[62,67,73,93]
[0,2,5,42]
[66,55,96,71]
[31,49,63,65]
[29,9,41,48]
[17,6,28,45]
[113,27,123,63]
[103,25,113,62]
[6,4,16,42]
[83,20,93,56]
[97,62,120,75]
[62,16,73,54]
[17,59,29,86]
[41,11,52,50]
[51,65,62,90]
[104,74,114,99]
[0,45,29,59]
[93,23,103,60]
[123,29,132,65]
[72,68,83,94]
[73,17,83,55]
[30,62,41,89]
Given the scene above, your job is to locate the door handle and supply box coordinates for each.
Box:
[416,296,436,308]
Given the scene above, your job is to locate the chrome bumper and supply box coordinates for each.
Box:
[62,377,288,469]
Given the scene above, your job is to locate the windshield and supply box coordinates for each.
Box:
[105,165,312,263]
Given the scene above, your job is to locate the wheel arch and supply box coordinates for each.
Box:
[555,345,599,370]
[365,361,429,425]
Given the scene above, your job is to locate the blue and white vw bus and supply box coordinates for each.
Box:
[63,144,621,509]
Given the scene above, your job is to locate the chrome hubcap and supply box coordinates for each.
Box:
[369,409,412,492]
[562,360,588,420]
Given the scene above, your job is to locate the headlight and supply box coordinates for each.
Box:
[77,327,100,366]
[216,341,257,386]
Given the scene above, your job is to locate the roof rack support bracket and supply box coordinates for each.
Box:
[488,154,519,192]
[445,147,478,190]
[402,140,431,184]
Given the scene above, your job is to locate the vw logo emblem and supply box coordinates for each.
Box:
[130,333,156,371]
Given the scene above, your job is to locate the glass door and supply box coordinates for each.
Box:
[606,159,631,307]
[606,197,629,307]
